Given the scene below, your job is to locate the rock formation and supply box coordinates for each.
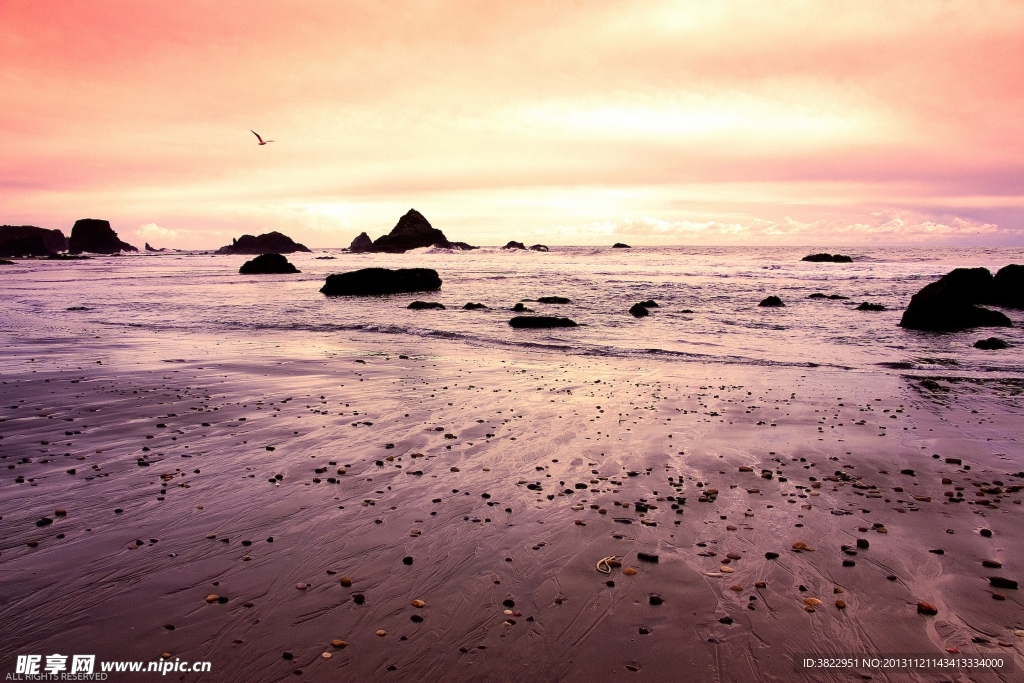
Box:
[538,296,570,304]
[239,253,300,274]
[407,301,446,310]
[145,243,167,252]
[899,267,1017,331]
[364,210,475,253]
[216,231,310,255]
[759,296,785,307]
[68,219,138,254]
[0,225,68,254]
[349,232,373,252]
[629,303,651,317]
[320,268,441,296]
[463,302,488,309]
[502,241,527,250]
[529,244,549,252]
[0,234,54,257]
[612,243,631,249]
[856,302,886,311]
[974,337,1009,350]
[802,253,852,262]
[508,316,578,328]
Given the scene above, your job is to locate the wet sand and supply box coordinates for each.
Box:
[1,325,1023,682]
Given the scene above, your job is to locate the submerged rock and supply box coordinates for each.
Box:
[349,232,373,253]
[759,296,785,307]
[502,241,527,250]
[216,231,310,255]
[529,244,549,252]
[321,268,441,296]
[803,253,852,262]
[68,219,138,254]
[629,303,651,317]
[463,302,488,310]
[407,301,445,310]
[856,302,886,311]
[974,337,1009,350]
[538,296,570,304]
[612,243,631,248]
[239,253,300,274]
[508,316,578,328]
[512,303,533,312]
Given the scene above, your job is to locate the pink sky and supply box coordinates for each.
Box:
[2,0,1023,248]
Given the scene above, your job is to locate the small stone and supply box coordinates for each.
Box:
[917,602,938,615]
[980,528,992,537]
[205,595,219,603]
[804,598,823,607]
[376,630,387,637]
[411,599,425,608]
[720,566,735,573]
[282,652,293,660]
[764,552,779,560]
[989,577,1018,590]
[719,616,733,625]
[649,595,663,605]
[729,585,743,592]
[340,576,353,587]
[296,582,308,590]
[754,581,767,588]
[54,508,67,516]
[982,560,1002,568]
[403,556,414,565]
[331,640,347,648]
[637,552,659,563]
[623,567,638,576]
[352,594,365,604]
[992,593,1006,600]
[856,538,869,549]
[835,599,847,609]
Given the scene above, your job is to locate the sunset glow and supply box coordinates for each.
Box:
[2,0,1023,248]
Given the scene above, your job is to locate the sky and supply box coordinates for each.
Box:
[2,0,1023,249]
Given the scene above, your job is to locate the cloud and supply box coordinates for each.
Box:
[135,223,182,240]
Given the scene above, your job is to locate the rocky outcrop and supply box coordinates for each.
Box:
[408,301,445,310]
[144,243,167,252]
[216,231,309,255]
[463,302,488,310]
[349,232,373,253]
[68,219,138,254]
[512,302,533,312]
[856,302,886,311]
[759,296,785,307]
[612,243,631,248]
[994,264,1024,308]
[320,268,441,296]
[538,296,570,304]
[638,299,658,308]
[502,241,527,250]
[368,210,470,253]
[803,253,852,262]
[899,267,1016,331]
[0,225,68,254]
[0,234,54,257]
[529,244,549,252]
[509,316,578,328]
[0,259,13,265]
[239,253,300,274]
[974,337,1009,350]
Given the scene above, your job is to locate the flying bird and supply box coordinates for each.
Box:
[251,130,274,145]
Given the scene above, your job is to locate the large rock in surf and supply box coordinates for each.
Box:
[899,267,1014,331]
[529,244,549,252]
[68,219,137,254]
[509,316,578,328]
[994,265,1024,308]
[502,241,527,250]
[0,225,68,254]
[216,231,309,255]
[759,296,785,307]
[629,303,651,317]
[321,267,441,296]
[974,337,1009,350]
[349,232,373,253]
[538,296,570,304]
[368,210,473,253]
[239,253,300,274]
[612,243,631,249]
[0,234,54,257]
[803,253,852,262]
[407,301,445,310]
[145,242,167,252]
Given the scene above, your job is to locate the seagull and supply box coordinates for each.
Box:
[251,130,274,145]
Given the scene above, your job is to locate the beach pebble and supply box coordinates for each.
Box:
[754,581,767,588]
[835,599,847,609]
[296,582,308,590]
[856,539,869,549]
[764,552,779,560]
[623,567,637,576]
[376,630,387,637]
[989,577,1018,590]
[340,576,353,587]
[331,640,347,648]
[917,602,938,615]
[353,594,365,604]
[649,595,663,605]
[720,566,735,573]
[982,560,1002,568]
[729,585,743,592]
[637,552,659,563]
[54,508,67,516]
[719,616,733,625]
[727,553,742,560]
[321,652,331,659]
[205,595,219,603]
[804,598,822,607]
[412,599,425,608]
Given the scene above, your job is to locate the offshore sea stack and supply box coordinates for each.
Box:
[364,210,476,253]
[216,232,310,255]
[899,266,1020,331]
[68,219,138,254]
[239,253,300,274]
[0,225,69,256]
[349,232,373,253]
[321,267,441,296]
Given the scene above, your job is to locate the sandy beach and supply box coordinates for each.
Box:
[2,316,1022,682]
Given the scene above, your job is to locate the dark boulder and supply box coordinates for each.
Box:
[321,268,441,296]
[0,225,68,253]
[829,294,850,300]
[512,302,533,312]
[529,244,549,252]
[144,243,167,252]
[759,296,785,307]
[349,232,373,253]
[503,241,527,250]
[974,337,1009,350]
[994,264,1024,308]
[900,268,1012,331]
[68,219,138,254]
[612,243,631,248]
[0,259,12,265]
[216,231,309,255]
[808,292,827,299]
[463,302,488,310]
[509,316,578,328]
[408,301,445,310]
[638,299,658,308]
[0,234,54,257]
[629,303,651,317]
[802,253,852,262]
[239,253,300,274]
[538,296,570,304]
[856,302,886,311]
[368,210,470,253]
[449,241,479,250]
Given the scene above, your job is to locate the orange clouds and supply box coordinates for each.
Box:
[1,0,1022,247]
